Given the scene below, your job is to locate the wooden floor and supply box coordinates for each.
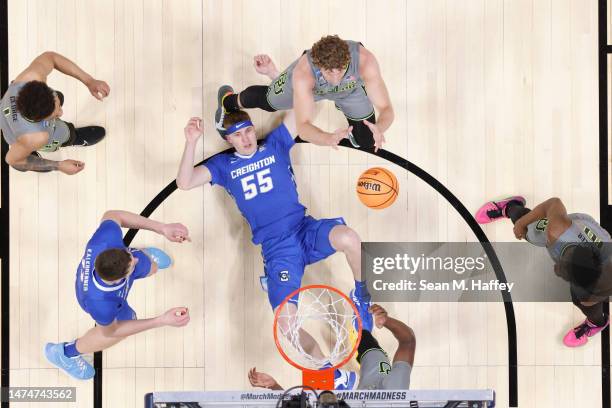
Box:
[2,0,607,407]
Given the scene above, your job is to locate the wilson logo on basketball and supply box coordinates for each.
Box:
[357,181,381,192]
[356,167,399,210]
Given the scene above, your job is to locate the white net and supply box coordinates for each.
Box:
[274,286,360,370]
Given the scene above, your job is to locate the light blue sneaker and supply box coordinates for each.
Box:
[143,247,172,269]
[350,289,373,332]
[334,368,358,390]
[44,343,95,380]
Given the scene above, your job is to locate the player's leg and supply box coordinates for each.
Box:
[475,196,550,247]
[223,86,278,112]
[475,196,528,225]
[563,289,610,347]
[301,216,373,328]
[263,236,326,360]
[74,304,137,353]
[215,72,291,137]
[356,330,390,389]
[61,122,106,147]
[328,224,362,281]
[44,302,135,380]
[274,302,326,361]
[327,224,374,329]
[335,85,377,150]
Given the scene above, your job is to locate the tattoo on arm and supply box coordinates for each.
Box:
[12,155,59,173]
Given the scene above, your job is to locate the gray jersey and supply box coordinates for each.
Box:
[266,40,374,120]
[526,213,612,262]
[526,213,612,300]
[0,82,70,152]
[357,348,411,390]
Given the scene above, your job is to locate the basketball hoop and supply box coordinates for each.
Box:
[273,284,362,390]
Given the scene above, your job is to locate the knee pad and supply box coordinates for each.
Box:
[239,85,276,112]
[347,113,376,150]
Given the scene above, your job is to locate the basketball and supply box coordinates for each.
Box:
[356,167,399,209]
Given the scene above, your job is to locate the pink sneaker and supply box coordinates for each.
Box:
[474,196,526,224]
[563,318,610,347]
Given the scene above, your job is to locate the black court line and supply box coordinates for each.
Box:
[122,139,519,407]
[598,1,612,408]
[0,0,9,407]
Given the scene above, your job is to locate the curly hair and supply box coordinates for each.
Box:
[311,35,350,71]
[16,81,56,121]
[94,248,132,281]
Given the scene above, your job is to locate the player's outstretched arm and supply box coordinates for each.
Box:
[101,210,190,243]
[14,51,110,100]
[75,308,190,354]
[176,117,213,190]
[253,54,280,80]
[371,304,416,365]
[282,110,298,138]
[512,197,572,242]
[5,133,85,174]
[359,46,394,152]
[248,367,283,390]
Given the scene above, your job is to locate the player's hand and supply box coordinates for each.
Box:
[86,79,110,101]
[331,126,353,150]
[370,304,388,329]
[248,367,279,389]
[513,218,528,240]
[58,159,85,175]
[364,120,386,152]
[161,223,191,243]
[160,307,190,327]
[184,117,203,143]
[253,54,279,78]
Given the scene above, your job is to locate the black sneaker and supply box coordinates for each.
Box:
[73,126,106,147]
[214,85,234,138]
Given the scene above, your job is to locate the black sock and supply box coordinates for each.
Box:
[506,201,530,224]
[356,330,383,364]
[223,94,241,112]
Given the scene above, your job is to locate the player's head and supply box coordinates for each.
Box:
[556,245,601,289]
[16,81,63,121]
[311,35,350,86]
[94,249,138,282]
[223,110,257,155]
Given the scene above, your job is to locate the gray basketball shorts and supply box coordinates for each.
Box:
[266,73,374,121]
[357,348,412,390]
[526,219,549,248]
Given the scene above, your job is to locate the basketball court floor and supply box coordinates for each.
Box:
[1,0,611,407]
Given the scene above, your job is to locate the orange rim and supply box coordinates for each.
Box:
[273,284,362,373]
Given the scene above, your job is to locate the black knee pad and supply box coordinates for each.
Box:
[357,329,383,364]
[239,85,276,112]
[347,113,376,151]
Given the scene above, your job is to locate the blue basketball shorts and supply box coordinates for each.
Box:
[260,215,346,309]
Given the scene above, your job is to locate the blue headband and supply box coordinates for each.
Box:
[225,120,253,137]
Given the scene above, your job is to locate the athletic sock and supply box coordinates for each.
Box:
[589,314,609,328]
[506,201,529,224]
[354,280,369,298]
[222,93,241,112]
[63,341,81,358]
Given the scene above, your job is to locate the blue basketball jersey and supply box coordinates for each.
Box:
[205,124,306,244]
[75,220,151,325]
